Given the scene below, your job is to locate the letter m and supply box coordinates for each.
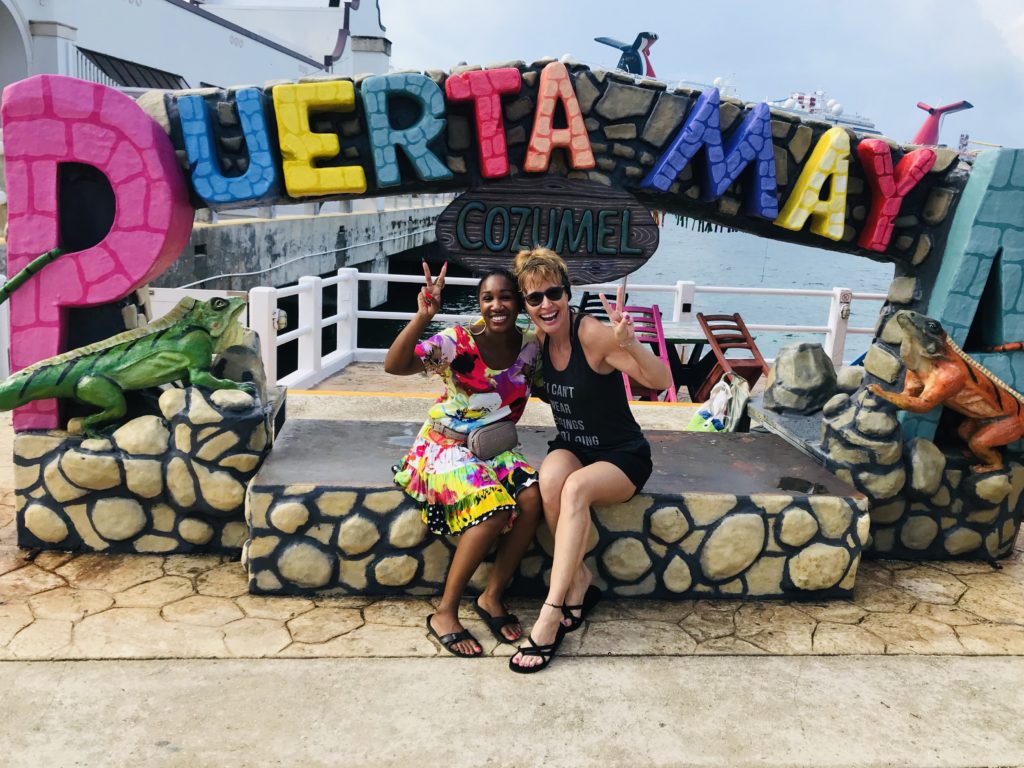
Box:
[641,87,778,219]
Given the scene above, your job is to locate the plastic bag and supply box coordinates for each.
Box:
[685,373,751,433]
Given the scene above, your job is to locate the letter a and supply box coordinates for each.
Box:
[774,126,850,240]
[524,62,595,172]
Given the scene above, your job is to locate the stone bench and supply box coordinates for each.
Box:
[244,419,871,599]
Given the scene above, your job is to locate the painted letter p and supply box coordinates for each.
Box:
[1,76,193,429]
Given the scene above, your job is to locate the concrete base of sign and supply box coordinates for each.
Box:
[750,395,1024,560]
[244,419,870,598]
[14,387,281,554]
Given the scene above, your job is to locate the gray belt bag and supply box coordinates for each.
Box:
[467,421,518,461]
[433,420,518,460]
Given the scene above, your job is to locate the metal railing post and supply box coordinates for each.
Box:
[672,280,696,322]
[248,286,278,385]
[337,267,359,361]
[824,287,852,367]
[298,275,323,379]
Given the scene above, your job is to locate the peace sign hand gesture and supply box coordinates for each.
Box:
[417,260,447,320]
[599,279,636,349]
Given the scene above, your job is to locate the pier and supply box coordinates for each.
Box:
[0,383,1022,764]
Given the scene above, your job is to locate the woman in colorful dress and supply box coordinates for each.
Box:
[509,248,671,673]
[385,261,543,658]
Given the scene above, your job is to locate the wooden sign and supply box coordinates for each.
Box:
[435,176,659,283]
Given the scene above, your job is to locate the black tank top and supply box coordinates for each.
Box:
[542,312,647,452]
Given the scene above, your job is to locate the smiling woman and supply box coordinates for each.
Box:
[383,263,544,657]
[508,246,672,673]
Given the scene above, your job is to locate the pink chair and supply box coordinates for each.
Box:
[619,304,678,402]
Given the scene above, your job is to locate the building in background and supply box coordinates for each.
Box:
[0,0,389,102]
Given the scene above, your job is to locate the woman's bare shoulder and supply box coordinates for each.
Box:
[577,313,614,347]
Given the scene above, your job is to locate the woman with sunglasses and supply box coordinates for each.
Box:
[509,248,672,673]
[386,261,543,657]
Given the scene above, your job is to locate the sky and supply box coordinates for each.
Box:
[372,0,1024,148]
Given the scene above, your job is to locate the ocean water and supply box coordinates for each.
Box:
[625,222,895,362]
[367,223,895,364]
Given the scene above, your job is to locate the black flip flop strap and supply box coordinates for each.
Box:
[439,629,475,646]
[490,613,520,629]
[519,635,559,655]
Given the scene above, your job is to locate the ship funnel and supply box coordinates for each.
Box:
[911,100,973,146]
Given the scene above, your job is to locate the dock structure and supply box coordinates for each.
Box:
[1,384,1023,765]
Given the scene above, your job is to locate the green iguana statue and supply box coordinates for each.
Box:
[0,296,251,435]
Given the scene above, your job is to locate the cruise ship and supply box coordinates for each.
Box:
[767,89,881,135]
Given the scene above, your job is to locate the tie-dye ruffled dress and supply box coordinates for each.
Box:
[393,325,542,536]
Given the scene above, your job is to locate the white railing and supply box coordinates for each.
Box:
[0,270,881,389]
[243,270,886,389]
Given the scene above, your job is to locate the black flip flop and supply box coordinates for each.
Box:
[561,585,603,633]
[426,614,482,658]
[473,599,521,644]
[508,625,566,674]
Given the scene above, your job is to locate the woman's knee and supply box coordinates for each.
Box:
[538,473,563,510]
[517,484,542,517]
[462,508,509,539]
[560,473,592,512]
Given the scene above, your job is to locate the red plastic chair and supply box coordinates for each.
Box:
[692,312,769,403]
[620,304,678,402]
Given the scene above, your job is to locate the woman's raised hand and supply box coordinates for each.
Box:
[417,260,447,319]
[598,279,636,348]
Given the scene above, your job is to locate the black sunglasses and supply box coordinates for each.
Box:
[523,286,569,307]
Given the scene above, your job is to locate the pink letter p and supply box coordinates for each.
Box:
[2,75,193,430]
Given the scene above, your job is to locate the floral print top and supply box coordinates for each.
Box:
[416,325,542,435]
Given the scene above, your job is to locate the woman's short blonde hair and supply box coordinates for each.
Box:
[513,248,570,292]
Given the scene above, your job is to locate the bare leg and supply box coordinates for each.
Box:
[432,510,508,655]
[479,484,542,641]
[511,460,636,670]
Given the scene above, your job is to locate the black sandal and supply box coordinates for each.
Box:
[508,625,567,674]
[426,614,482,658]
[561,585,603,633]
[473,599,521,644]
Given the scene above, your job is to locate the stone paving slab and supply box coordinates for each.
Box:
[3,656,1024,768]
[2,529,1022,659]
[2,406,1024,661]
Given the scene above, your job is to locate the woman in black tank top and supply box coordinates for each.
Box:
[508,248,673,673]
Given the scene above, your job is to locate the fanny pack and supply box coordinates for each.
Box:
[433,420,518,460]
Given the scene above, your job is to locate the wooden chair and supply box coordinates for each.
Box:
[620,304,677,402]
[692,312,769,403]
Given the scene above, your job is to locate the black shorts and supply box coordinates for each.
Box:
[547,439,653,494]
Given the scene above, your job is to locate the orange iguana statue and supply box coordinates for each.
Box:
[867,310,1024,473]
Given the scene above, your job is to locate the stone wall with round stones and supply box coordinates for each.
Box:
[821,374,1024,560]
[244,482,870,599]
[16,387,275,554]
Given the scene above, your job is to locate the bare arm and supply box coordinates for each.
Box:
[383,261,446,376]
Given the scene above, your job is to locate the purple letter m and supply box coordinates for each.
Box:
[641,88,778,219]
